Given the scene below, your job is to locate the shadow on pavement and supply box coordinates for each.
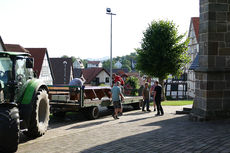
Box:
[81,115,230,153]
[124,111,153,116]
[119,116,154,124]
[19,105,135,144]
[66,120,110,130]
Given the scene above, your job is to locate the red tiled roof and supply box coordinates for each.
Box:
[88,61,101,65]
[82,68,109,84]
[26,48,48,77]
[5,44,29,53]
[192,17,199,42]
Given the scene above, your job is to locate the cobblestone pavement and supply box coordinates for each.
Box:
[17,105,230,153]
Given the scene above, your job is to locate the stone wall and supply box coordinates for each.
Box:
[191,0,230,120]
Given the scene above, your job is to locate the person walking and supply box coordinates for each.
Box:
[154,81,164,116]
[142,82,151,112]
[111,81,124,119]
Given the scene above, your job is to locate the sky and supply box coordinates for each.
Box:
[0,0,199,60]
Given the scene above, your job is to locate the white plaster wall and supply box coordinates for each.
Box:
[96,71,110,85]
[73,59,84,69]
[187,22,199,98]
[39,54,53,85]
[88,62,102,68]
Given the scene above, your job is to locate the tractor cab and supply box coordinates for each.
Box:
[0,52,34,103]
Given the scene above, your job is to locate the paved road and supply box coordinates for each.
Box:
[17,105,230,153]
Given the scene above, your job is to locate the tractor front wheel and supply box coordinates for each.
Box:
[0,104,19,153]
[24,90,50,138]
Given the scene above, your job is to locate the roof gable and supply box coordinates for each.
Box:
[26,48,54,80]
[5,44,29,53]
[50,58,73,85]
[82,67,109,84]
[191,17,199,42]
[88,61,101,65]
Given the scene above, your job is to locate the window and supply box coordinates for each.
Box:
[15,58,33,83]
[171,84,178,91]
[0,58,12,84]
[105,77,109,83]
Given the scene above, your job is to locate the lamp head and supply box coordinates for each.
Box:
[106,8,111,13]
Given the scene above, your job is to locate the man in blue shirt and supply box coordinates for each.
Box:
[111,81,124,119]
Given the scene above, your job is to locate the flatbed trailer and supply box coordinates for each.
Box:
[48,85,142,119]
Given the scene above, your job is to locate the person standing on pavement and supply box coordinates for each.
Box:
[142,82,151,112]
[111,81,124,119]
[150,84,156,112]
[154,81,164,116]
[112,73,125,93]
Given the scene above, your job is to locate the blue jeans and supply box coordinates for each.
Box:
[142,99,150,111]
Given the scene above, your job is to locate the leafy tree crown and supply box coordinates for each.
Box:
[136,20,190,79]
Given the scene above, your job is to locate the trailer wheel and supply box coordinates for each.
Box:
[85,106,99,120]
[0,105,19,153]
[131,102,141,110]
[53,111,66,117]
[24,90,50,138]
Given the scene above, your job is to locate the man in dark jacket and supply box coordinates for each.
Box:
[154,81,164,116]
[142,82,151,112]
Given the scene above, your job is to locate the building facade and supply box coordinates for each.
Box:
[82,68,110,86]
[73,59,84,69]
[187,17,199,98]
[26,48,54,85]
[87,61,102,68]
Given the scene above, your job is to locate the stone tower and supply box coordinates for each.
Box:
[191,0,230,120]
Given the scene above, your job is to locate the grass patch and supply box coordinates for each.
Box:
[150,100,193,106]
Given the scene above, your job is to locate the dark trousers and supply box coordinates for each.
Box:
[155,98,164,114]
[142,99,150,111]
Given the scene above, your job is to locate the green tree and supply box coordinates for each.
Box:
[61,55,77,63]
[102,59,116,69]
[82,59,88,68]
[125,76,140,96]
[121,59,131,66]
[122,64,131,72]
[61,55,69,58]
[136,20,190,99]
[70,56,76,63]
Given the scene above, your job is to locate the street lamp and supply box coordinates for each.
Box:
[106,8,116,86]
[63,61,67,84]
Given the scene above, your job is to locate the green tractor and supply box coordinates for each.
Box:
[0,51,50,152]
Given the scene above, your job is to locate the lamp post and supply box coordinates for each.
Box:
[106,8,116,86]
[63,61,67,84]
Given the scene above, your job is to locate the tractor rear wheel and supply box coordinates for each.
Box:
[0,105,19,153]
[24,90,50,138]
